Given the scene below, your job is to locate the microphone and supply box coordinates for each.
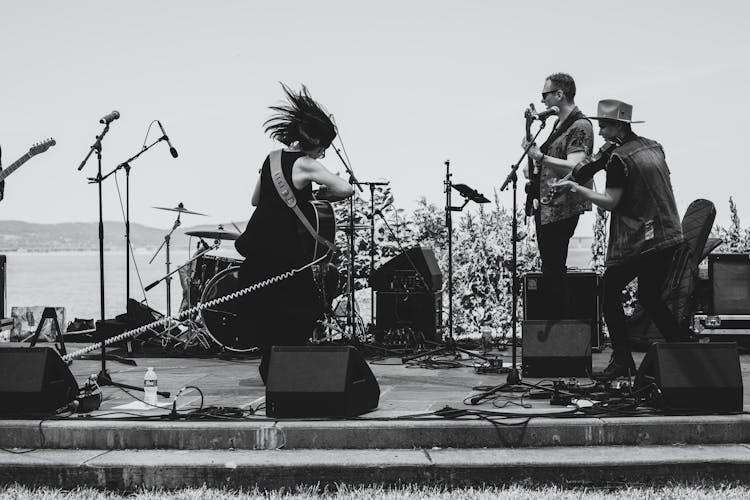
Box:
[99,110,120,124]
[157,120,179,158]
[533,106,560,121]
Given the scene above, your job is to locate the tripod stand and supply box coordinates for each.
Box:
[402,160,494,364]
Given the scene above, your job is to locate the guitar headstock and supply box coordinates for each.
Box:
[29,138,56,156]
[524,103,536,139]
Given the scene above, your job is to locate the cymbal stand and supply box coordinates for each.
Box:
[468,120,549,402]
[147,209,184,336]
[402,160,494,364]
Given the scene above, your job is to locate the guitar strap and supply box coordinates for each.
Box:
[539,108,590,155]
[269,149,336,254]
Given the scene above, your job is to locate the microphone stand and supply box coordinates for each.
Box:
[105,132,171,313]
[364,181,389,328]
[402,161,494,364]
[78,119,170,398]
[468,119,548,402]
[331,145,363,342]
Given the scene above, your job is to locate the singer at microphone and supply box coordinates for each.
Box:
[521,72,594,323]
[157,121,179,158]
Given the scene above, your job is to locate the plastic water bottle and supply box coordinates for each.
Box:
[144,367,158,405]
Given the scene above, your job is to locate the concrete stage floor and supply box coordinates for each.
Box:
[1,340,750,489]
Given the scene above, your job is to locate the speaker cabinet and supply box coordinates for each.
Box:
[523,271,602,348]
[370,246,443,292]
[522,320,592,377]
[635,342,743,413]
[375,291,442,341]
[0,346,79,415]
[709,254,750,315]
[266,345,380,418]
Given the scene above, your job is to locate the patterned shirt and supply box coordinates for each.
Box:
[538,107,594,225]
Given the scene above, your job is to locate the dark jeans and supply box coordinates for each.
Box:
[603,246,682,366]
[535,214,579,319]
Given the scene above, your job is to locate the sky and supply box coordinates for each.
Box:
[0,0,748,239]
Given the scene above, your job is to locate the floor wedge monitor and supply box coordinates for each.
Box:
[634,342,743,413]
[266,345,380,418]
[0,346,79,415]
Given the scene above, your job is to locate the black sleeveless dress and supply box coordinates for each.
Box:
[233,150,316,350]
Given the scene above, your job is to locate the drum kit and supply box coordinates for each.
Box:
[145,203,247,353]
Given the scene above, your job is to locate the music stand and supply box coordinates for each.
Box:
[402,161,494,363]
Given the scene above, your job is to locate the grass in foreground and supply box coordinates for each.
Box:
[1,484,750,500]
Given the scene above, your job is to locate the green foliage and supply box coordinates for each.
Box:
[712,196,750,253]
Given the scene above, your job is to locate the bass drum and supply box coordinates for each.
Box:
[200,265,256,352]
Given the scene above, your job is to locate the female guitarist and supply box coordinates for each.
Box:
[234,84,353,383]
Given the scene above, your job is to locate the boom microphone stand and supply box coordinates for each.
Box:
[468,119,548,402]
[105,123,174,311]
[78,112,170,397]
[402,160,493,363]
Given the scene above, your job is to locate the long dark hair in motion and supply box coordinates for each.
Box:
[264,83,336,150]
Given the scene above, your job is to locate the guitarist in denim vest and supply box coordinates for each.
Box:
[554,99,688,380]
[522,73,594,319]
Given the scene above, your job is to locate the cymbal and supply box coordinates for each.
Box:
[153,203,207,216]
[337,224,371,233]
[185,230,240,240]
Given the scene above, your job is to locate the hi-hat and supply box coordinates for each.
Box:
[185,230,240,241]
[338,224,371,233]
[153,202,207,216]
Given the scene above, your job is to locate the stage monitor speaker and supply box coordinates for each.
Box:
[370,246,443,292]
[375,291,442,341]
[634,342,743,413]
[523,271,602,348]
[266,345,380,418]
[522,320,592,377]
[709,253,750,315]
[0,346,79,415]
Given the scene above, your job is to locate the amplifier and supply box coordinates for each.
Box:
[375,291,442,342]
[522,320,592,377]
[709,253,750,315]
[370,247,442,293]
[523,270,602,349]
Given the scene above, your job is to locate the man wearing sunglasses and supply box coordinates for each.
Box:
[553,99,686,380]
[522,73,594,319]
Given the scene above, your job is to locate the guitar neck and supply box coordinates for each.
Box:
[0,153,32,182]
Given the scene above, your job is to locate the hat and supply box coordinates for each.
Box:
[588,99,644,123]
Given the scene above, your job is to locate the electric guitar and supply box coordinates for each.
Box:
[0,138,56,182]
[523,104,540,217]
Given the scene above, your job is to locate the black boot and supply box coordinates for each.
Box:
[592,355,636,380]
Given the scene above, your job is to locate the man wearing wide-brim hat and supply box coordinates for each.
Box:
[554,99,688,380]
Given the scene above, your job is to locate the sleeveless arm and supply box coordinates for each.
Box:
[292,156,354,200]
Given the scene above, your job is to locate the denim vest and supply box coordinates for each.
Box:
[606,136,683,266]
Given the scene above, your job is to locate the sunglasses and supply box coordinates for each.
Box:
[541,89,560,99]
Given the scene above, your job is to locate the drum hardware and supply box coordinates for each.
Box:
[146,203,210,336]
[153,202,208,216]
[185,230,240,240]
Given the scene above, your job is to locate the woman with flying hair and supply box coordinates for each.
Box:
[233,83,353,383]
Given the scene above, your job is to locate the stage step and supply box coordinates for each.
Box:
[1,445,750,489]
[1,415,750,450]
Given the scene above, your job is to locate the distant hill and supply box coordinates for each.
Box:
[0,220,247,252]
